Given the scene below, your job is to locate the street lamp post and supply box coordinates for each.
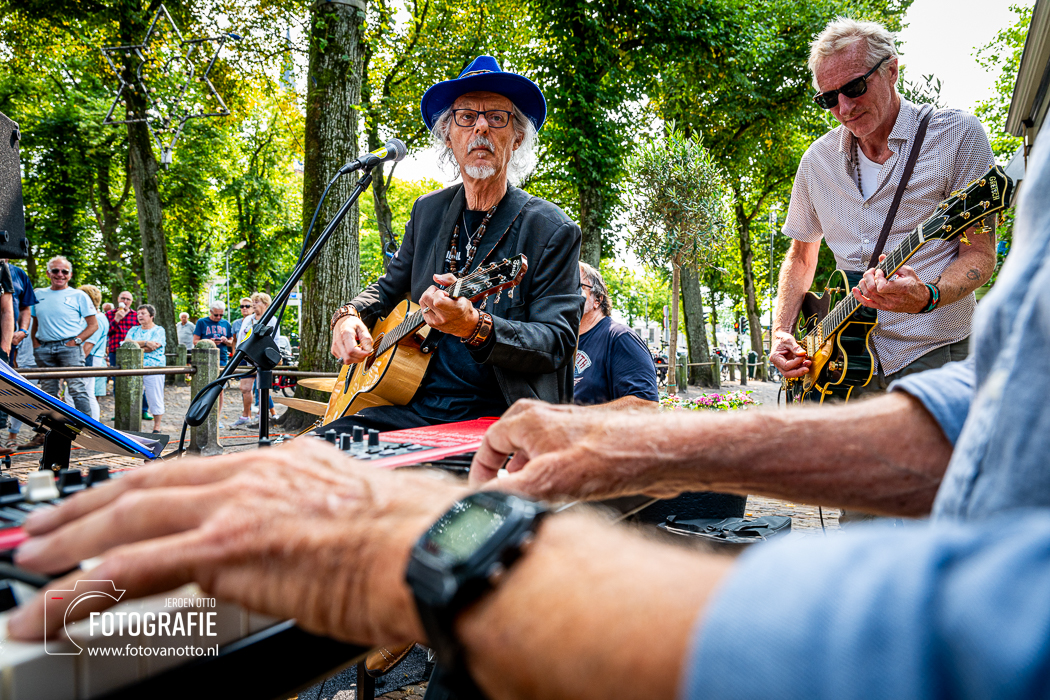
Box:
[225,240,247,306]
[768,204,780,357]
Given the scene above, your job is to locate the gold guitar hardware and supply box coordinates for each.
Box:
[960,232,971,245]
[828,361,843,372]
[825,287,845,294]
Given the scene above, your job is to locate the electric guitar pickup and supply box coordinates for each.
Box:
[784,164,1015,404]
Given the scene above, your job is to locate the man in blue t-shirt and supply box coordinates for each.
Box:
[29,255,97,420]
[192,302,234,366]
[573,262,658,409]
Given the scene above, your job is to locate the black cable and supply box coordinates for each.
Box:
[275,169,345,333]
[172,369,263,457]
[818,506,826,534]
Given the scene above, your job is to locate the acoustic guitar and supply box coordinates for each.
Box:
[321,255,528,425]
[784,165,1014,404]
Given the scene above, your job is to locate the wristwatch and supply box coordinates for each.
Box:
[406,492,548,697]
[73,337,83,346]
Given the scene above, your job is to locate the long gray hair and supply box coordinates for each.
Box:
[430,102,538,184]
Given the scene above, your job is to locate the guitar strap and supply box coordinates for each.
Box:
[866,107,934,268]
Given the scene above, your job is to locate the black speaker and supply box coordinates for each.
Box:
[0,111,29,259]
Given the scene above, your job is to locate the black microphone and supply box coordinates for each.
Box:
[339,138,407,174]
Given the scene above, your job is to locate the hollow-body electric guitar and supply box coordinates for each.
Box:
[784,165,1015,404]
[321,255,528,425]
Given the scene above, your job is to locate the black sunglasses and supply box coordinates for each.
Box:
[49,268,71,275]
[813,56,890,110]
[240,304,251,309]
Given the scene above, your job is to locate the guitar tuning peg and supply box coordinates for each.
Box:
[480,299,487,310]
[494,290,502,304]
[508,289,514,299]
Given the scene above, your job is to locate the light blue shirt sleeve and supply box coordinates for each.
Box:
[684,512,1050,700]
[888,356,975,445]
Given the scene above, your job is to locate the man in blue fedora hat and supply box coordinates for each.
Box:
[326,55,583,434]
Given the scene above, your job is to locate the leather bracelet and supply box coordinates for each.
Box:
[330,304,360,330]
[463,312,493,348]
[919,283,940,313]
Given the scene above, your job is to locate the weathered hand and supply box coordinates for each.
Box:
[769,330,810,378]
[64,339,79,348]
[470,400,683,501]
[8,439,464,646]
[330,315,374,364]
[852,255,929,313]
[419,273,480,338]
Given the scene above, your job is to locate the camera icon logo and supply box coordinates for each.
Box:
[44,579,125,655]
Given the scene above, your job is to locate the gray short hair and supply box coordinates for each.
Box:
[809,18,898,91]
[578,261,611,317]
[47,255,72,272]
[211,301,226,312]
[430,101,538,184]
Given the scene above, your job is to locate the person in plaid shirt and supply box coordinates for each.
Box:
[106,290,149,417]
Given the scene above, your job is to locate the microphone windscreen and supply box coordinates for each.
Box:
[386,138,408,162]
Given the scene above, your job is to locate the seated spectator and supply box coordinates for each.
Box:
[77,284,108,421]
[574,262,658,409]
[126,304,166,432]
[176,312,195,352]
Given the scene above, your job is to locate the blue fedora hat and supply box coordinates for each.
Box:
[420,55,546,132]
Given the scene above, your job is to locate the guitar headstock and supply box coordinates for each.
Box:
[921,165,1015,243]
[451,254,529,302]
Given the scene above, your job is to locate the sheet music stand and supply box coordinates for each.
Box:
[0,361,161,472]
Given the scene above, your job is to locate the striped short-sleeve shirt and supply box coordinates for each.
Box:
[782,99,995,374]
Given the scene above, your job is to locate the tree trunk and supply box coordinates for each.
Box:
[735,202,766,380]
[126,119,177,351]
[708,286,719,351]
[668,263,680,396]
[284,0,367,431]
[577,181,603,267]
[681,265,715,387]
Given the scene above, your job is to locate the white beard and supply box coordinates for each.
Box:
[463,163,497,179]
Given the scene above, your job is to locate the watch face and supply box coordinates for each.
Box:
[423,499,508,564]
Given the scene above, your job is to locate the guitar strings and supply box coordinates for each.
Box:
[372,262,515,356]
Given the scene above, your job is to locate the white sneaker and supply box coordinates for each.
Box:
[231,416,251,428]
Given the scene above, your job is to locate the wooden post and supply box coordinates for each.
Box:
[676,363,687,392]
[740,360,748,386]
[189,340,223,456]
[115,341,143,432]
[728,359,736,381]
[167,345,188,386]
[712,356,721,391]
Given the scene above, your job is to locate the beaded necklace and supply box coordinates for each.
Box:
[446,204,498,276]
[853,139,864,196]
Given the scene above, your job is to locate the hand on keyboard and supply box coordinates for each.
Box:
[7,438,466,647]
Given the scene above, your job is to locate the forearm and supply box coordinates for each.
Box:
[621,392,951,515]
[773,242,819,334]
[932,229,996,305]
[459,513,733,700]
[1,294,13,353]
[591,395,659,411]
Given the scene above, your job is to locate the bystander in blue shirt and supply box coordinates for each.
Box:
[126,325,166,366]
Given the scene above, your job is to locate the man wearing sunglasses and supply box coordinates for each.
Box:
[770,18,996,398]
[29,256,97,419]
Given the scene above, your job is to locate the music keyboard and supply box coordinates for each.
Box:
[0,583,366,700]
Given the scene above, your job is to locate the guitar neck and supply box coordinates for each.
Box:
[375,310,427,356]
[803,227,925,349]
[371,275,478,356]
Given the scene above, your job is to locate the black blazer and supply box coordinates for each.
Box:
[352,183,584,406]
